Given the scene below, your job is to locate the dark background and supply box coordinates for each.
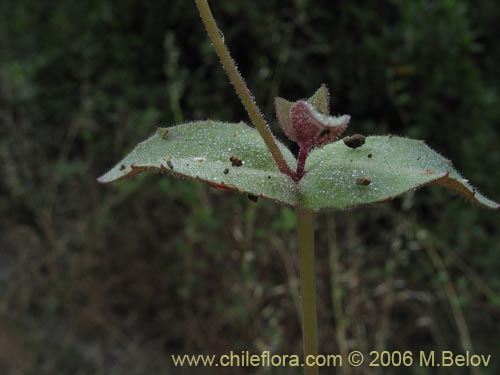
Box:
[1,1,499,374]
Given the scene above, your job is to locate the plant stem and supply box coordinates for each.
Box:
[296,147,309,181]
[194,0,295,177]
[296,208,318,375]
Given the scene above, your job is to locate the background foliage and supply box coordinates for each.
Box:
[1,0,499,374]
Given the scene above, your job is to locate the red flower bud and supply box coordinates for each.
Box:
[275,85,349,151]
[275,85,350,180]
[289,100,350,150]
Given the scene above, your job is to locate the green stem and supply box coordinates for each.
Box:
[193,0,294,177]
[296,208,318,375]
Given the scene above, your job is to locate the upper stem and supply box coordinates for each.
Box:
[295,147,309,181]
[194,0,295,178]
[296,208,319,375]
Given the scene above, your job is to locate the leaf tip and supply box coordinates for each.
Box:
[96,174,110,184]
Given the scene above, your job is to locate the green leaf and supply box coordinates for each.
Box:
[274,96,294,138]
[299,136,499,211]
[307,84,330,115]
[98,126,498,212]
[97,121,298,205]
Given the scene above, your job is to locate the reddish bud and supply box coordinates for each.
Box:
[275,85,350,151]
[289,100,349,150]
[275,85,350,181]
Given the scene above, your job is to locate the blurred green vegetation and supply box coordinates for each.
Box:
[1,1,499,374]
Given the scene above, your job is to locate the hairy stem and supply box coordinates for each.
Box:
[194,0,295,177]
[296,147,309,181]
[296,208,318,375]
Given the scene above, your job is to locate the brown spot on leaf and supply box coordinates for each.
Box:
[343,134,366,149]
[356,176,372,186]
[163,156,174,169]
[423,169,436,175]
[230,156,243,167]
[223,168,229,175]
[207,181,239,193]
[368,153,373,158]
[161,129,169,139]
[232,133,238,138]
[119,164,126,171]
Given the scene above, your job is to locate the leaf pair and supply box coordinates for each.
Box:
[97,106,499,210]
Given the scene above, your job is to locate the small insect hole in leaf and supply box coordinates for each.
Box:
[368,153,373,158]
[223,168,229,175]
[119,164,126,171]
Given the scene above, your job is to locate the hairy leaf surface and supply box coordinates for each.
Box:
[98,121,298,205]
[299,136,499,211]
[99,127,498,211]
